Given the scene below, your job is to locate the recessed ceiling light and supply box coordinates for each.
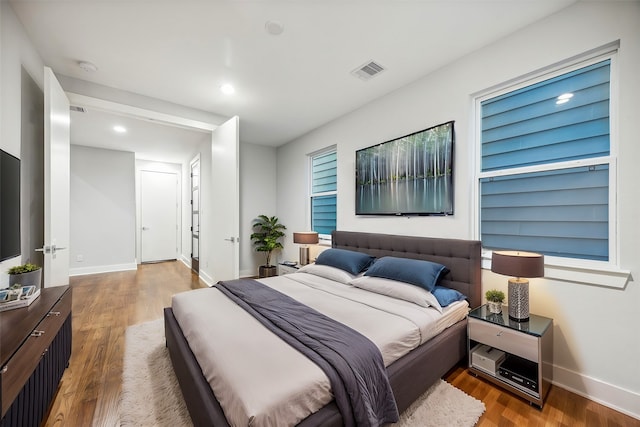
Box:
[265,20,284,35]
[220,84,235,95]
[113,125,127,133]
[78,61,98,73]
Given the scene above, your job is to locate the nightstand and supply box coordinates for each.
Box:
[277,263,300,275]
[468,305,553,408]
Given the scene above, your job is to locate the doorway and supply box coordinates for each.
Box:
[190,155,200,273]
[140,170,178,263]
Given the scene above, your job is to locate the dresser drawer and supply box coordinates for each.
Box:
[468,317,538,362]
[1,290,71,416]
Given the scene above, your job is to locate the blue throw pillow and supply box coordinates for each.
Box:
[364,256,449,292]
[315,248,375,275]
[432,286,466,307]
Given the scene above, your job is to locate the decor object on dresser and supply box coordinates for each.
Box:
[0,286,72,426]
[293,231,319,265]
[485,289,505,314]
[7,263,42,288]
[250,215,286,278]
[491,251,544,321]
[355,121,454,216]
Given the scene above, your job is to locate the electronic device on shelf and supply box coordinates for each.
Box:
[498,355,538,393]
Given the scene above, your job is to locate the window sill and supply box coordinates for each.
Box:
[482,252,631,289]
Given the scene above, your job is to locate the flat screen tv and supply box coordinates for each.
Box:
[1,149,21,261]
[356,121,454,216]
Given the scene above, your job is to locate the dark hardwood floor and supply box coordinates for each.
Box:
[42,261,639,426]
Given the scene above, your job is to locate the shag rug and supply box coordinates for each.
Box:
[120,318,485,426]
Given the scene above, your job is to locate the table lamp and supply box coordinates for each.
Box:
[491,250,544,322]
[293,232,319,265]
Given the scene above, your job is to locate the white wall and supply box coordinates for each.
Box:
[69,146,137,275]
[239,142,277,276]
[277,1,640,419]
[0,2,45,285]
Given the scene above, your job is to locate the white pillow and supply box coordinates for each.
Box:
[349,276,443,312]
[297,263,358,285]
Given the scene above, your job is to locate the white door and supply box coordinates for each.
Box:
[42,67,70,287]
[140,170,178,262]
[210,116,239,281]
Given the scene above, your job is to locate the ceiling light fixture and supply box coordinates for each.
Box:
[113,125,127,133]
[265,20,284,35]
[78,61,98,73]
[220,84,235,95]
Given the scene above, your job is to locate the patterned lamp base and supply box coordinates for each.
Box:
[508,278,529,322]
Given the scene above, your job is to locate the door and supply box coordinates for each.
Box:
[140,170,178,262]
[42,67,70,287]
[190,156,200,273]
[209,116,239,281]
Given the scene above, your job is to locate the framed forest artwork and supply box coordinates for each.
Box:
[355,121,454,216]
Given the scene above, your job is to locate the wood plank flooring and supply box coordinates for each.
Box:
[42,261,639,426]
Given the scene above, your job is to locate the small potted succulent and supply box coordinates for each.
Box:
[7,263,42,289]
[485,289,505,314]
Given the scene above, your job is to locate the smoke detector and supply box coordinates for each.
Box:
[351,60,386,81]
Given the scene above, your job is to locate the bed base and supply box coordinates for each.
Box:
[165,230,481,426]
[164,307,466,427]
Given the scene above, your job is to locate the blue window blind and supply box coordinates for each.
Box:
[311,150,337,235]
[480,60,611,261]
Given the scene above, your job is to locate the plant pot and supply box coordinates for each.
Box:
[259,265,277,278]
[9,269,42,289]
[487,301,502,314]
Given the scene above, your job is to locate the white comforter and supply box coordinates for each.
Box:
[171,272,468,427]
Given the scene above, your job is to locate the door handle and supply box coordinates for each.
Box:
[224,237,236,242]
[35,244,67,254]
[142,226,149,231]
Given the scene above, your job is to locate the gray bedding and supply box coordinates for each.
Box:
[216,278,399,427]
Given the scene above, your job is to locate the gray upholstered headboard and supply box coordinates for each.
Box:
[332,231,482,309]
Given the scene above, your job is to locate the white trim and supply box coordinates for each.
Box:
[481,250,630,288]
[69,262,137,276]
[66,93,216,132]
[550,362,640,421]
[198,268,215,287]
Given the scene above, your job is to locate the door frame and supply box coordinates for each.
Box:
[66,93,236,285]
[189,154,201,273]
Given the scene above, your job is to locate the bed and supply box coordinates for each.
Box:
[164,230,481,426]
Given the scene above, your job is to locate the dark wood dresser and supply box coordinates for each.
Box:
[0,286,72,427]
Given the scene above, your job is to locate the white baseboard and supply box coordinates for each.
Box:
[69,262,137,276]
[239,268,256,278]
[198,269,215,287]
[551,363,640,420]
[179,254,191,268]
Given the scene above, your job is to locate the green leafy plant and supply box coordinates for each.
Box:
[485,289,505,303]
[250,215,286,267]
[7,263,41,275]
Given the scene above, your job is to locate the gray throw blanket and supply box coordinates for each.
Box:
[216,278,399,427]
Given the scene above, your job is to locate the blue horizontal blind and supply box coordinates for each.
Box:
[311,150,337,235]
[480,60,611,261]
[311,195,337,235]
[482,60,610,172]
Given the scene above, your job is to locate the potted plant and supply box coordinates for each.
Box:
[7,263,42,288]
[250,215,286,278]
[485,289,505,314]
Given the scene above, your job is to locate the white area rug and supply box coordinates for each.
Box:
[120,318,485,426]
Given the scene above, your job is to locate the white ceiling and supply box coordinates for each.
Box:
[11,0,577,158]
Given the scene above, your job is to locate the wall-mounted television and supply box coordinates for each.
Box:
[1,149,21,261]
[356,121,454,216]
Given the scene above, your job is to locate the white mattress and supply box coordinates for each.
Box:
[171,272,469,427]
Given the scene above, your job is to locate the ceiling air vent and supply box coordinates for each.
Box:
[70,105,86,113]
[351,60,386,81]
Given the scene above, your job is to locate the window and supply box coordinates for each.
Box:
[477,57,615,264]
[310,148,337,240]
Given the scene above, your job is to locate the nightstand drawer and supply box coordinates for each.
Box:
[468,317,538,362]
